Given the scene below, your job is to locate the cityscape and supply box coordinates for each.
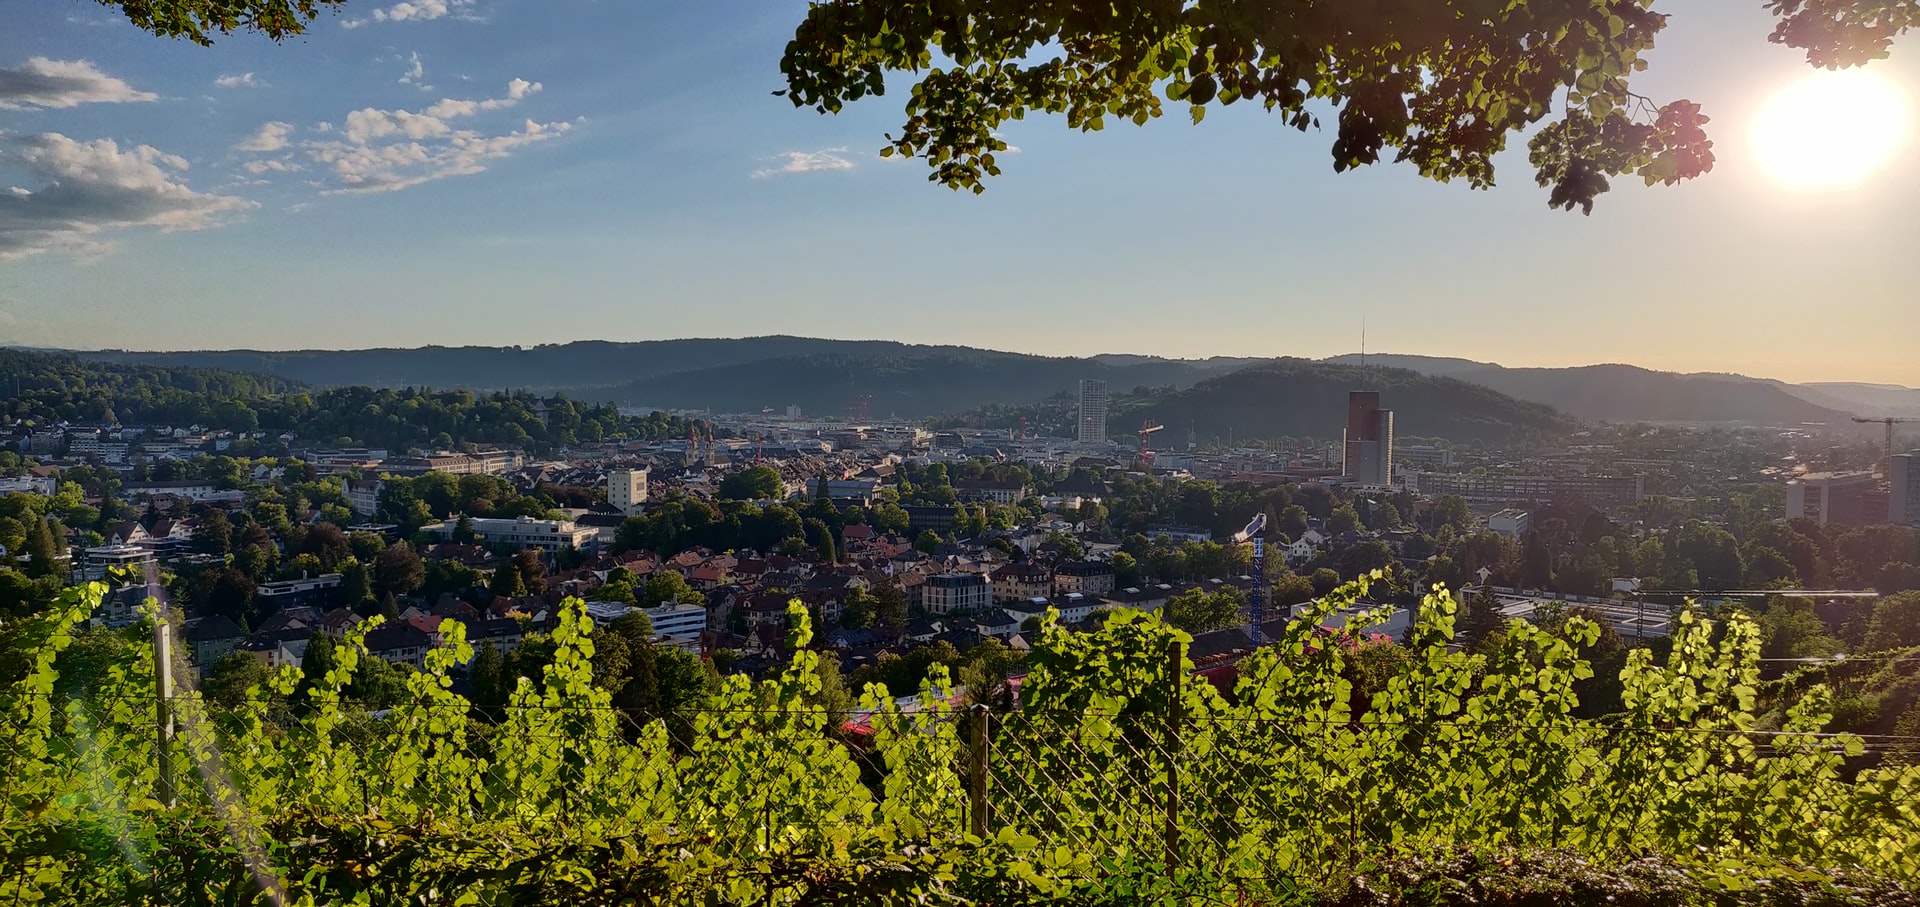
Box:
[3,0,1919,904]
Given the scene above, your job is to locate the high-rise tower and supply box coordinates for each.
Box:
[1077,379,1109,444]
[1342,391,1394,485]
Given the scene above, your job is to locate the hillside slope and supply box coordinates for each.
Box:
[1326,355,1855,425]
[1115,359,1577,446]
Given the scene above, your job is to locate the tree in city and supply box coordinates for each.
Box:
[642,570,705,609]
[339,560,373,611]
[203,650,270,708]
[914,530,941,555]
[373,542,424,599]
[1864,591,1920,651]
[488,560,527,600]
[1162,587,1246,634]
[718,466,783,501]
[872,580,908,634]
[511,549,548,595]
[21,515,59,580]
[1328,506,1362,536]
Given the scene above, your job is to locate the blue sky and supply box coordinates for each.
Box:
[0,1,1915,384]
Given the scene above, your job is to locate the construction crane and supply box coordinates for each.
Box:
[1852,416,1918,480]
[1233,513,1268,645]
[1137,420,1165,468]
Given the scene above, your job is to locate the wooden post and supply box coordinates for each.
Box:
[153,614,176,808]
[969,703,990,838]
[1164,637,1183,872]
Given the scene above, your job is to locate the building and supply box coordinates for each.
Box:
[79,545,154,583]
[1786,471,1885,527]
[1394,445,1455,471]
[955,478,1030,505]
[1342,391,1394,486]
[645,602,708,639]
[1053,560,1116,597]
[1077,379,1109,445]
[1411,473,1646,514]
[1487,509,1532,539]
[425,515,598,551]
[343,476,384,518]
[923,573,993,615]
[255,573,344,610]
[1892,453,1919,528]
[992,562,1053,603]
[608,468,649,515]
[0,475,57,496]
[902,505,956,534]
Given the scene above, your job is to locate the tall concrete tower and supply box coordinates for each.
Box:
[1077,379,1109,445]
[1342,391,1394,485]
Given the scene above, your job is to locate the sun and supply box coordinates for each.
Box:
[1751,68,1913,190]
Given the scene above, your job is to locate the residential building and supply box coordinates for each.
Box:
[183,615,247,668]
[992,562,1053,603]
[1892,453,1919,528]
[1053,560,1116,597]
[1077,379,1109,445]
[123,481,220,501]
[424,515,598,551]
[608,468,649,515]
[256,573,344,610]
[1143,525,1213,544]
[343,476,384,518]
[824,478,882,505]
[1342,391,1394,486]
[1102,584,1175,613]
[80,545,154,583]
[955,478,1030,505]
[1487,509,1532,539]
[923,572,993,615]
[364,622,433,670]
[645,602,708,639]
[0,475,56,496]
[1785,471,1885,527]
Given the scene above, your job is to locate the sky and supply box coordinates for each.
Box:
[0,1,1916,385]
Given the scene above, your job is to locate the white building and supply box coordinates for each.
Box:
[1487,508,1532,539]
[79,545,155,583]
[0,475,57,496]
[343,476,384,519]
[608,468,649,515]
[425,515,598,551]
[645,602,708,639]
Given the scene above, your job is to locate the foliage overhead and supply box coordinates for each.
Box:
[92,0,346,45]
[780,0,1721,212]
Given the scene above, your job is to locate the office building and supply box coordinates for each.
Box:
[1077,379,1109,445]
[425,515,599,550]
[1891,453,1919,528]
[1341,391,1394,486]
[1785,471,1885,527]
[1410,472,1646,514]
[608,468,649,515]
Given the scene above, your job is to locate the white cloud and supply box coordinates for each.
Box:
[751,148,856,179]
[214,72,258,89]
[0,134,254,260]
[0,58,157,110]
[343,0,479,28]
[235,79,569,195]
[991,132,1021,153]
[235,121,294,152]
[398,52,426,86]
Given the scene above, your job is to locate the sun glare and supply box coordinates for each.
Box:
[1751,68,1913,190]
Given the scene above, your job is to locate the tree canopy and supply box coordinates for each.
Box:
[780,0,1910,211]
[93,0,346,45]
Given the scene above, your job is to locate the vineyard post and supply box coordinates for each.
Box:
[1164,637,1183,872]
[968,704,989,838]
[153,613,176,808]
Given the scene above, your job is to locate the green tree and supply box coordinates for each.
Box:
[718,465,783,501]
[914,530,941,555]
[203,650,269,708]
[1110,551,1144,589]
[872,580,908,633]
[781,0,1719,213]
[1310,568,1343,597]
[1162,587,1246,634]
[1328,506,1362,536]
[452,514,476,544]
[1277,505,1311,540]
[488,561,527,600]
[21,515,58,579]
[469,642,505,716]
[373,542,425,599]
[339,560,373,609]
[1864,591,1920,651]
[642,571,705,609]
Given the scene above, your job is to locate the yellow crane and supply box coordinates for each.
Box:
[1852,416,1918,479]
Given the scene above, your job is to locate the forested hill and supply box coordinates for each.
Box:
[79,338,1251,406]
[0,349,299,427]
[0,350,701,454]
[1116,359,1578,446]
[1322,355,1859,425]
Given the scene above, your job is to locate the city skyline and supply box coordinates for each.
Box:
[1,2,1916,384]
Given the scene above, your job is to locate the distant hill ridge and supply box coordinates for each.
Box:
[69,338,1912,428]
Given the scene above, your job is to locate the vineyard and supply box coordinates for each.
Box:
[3,577,1919,905]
